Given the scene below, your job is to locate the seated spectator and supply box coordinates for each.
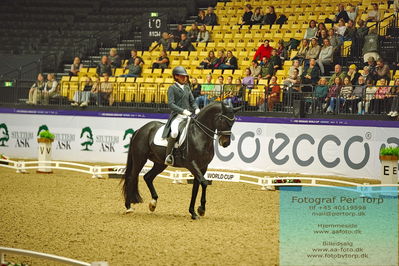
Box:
[362,29,379,63]
[98,73,113,106]
[172,24,187,42]
[196,74,214,107]
[304,20,318,40]
[289,60,303,77]
[125,49,144,67]
[196,10,206,25]
[376,58,391,82]
[191,78,201,99]
[387,78,399,117]
[305,38,321,64]
[152,50,170,70]
[250,60,261,78]
[283,68,301,106]
[317,29,328,46]
[328,64,346,85]
[283,68,301,89]
[199,50,217,69]
[317,38,334,75]
[242,68,255,91]
[347,64,360,85]
[301,59,320,85]
[346,76,366,114]
[266,76,281,111]
[366,57,378,81]
[27,73,45,105]
[325,77,343,113]
[219,50,238,70]
[90,77,101,103]
[188,24,199,42]
[222,76,237,107]
[328,28,341,52]
[359,79,377,114]
[175,33,195,52]
[268,48,282,71]
[370,78,390,114]
[367,3,381,22]
[42,73,59,105]
[69,57,83,77]
[326,4,349,24]
[347,4,359,22]
[316,23,328,38]
[262,6,277,26]
[241,4,253,25]
[71,76,95,107]
[258,56,273,80]
[96,56,112,77]
[276,40,288,61]
[196,25,210,43]
[312,77,329,112]
[204,7,218,26]
[291,39,309,64]
[361,66,373,84]
[109,48,122,68]
[254,39,273,61]
[151,32,173,52]
[340,76,354,112]
[214,50,227,69]
[334,19,347,42]
[344,20,357,41]
[251,7,263,25]
[120,58,142,77]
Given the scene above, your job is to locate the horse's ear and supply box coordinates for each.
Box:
[233,106,242,113]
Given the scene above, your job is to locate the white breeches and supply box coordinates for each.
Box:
[170,114,186,138]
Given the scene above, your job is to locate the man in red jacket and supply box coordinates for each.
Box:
[253,40,273,61]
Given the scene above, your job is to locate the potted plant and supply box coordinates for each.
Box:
[37,130,55,173]
[273,178,302,191]
[379,146,399,184]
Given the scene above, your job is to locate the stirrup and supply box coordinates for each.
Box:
[165,154,174,166]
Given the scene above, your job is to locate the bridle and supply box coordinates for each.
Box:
[192,113,235,140]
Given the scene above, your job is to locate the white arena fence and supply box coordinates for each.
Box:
[1,158,398,194]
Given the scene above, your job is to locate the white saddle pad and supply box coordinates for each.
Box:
[153,117,191,148]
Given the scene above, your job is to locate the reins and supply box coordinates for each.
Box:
[191,114,234,140]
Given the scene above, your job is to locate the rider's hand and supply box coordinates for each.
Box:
[195,109,200,115]
[182,109,192,116]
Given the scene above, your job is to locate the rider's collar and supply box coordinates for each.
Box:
[175,82,185,90]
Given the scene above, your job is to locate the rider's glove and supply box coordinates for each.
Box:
[195,108,200,115]
[182,109,192,116]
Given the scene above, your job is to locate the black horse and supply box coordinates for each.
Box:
[122,102,239,219]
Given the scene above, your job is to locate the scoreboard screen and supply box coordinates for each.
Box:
[141,12,168,50]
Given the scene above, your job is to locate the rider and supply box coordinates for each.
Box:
[162,66,200,166]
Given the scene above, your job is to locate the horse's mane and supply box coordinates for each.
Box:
[199,101,222,113]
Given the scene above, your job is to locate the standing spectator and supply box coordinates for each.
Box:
[204,7,218,26]
[301,59,320,85]
[71,76,94,107]
[367,3,381,22]
[346,76,366,113]
[347,4,359,22]
[42,73,59,105]
[326,77,343,113]
[328,64,346,85]
[253,39,273,61]
[276,40,288,61]
[316,38,334,75]
[387,78,399,117]
[188,24,199,42]
[334,19,347,42]
[328,28,341,52]
[190,78,201,100]
[196,10,206,25]
[262,6,277,27]
[175,33,195,52]
[266,76,281,111]
[312,77,329,112]
[362,29,379,63]
[370,78,390,114]
[304,20,318,40]
[172,24,187,42]
[340,76,354,113]
[355,20,369,55]
[251,7,263,25]
[125,49,144,67]
[109,48,121,68]
[241,4,253,25]
[196,74,213,107]
[199,50,217,69]
[344,20,357,41]
[120,58,142,77]
[96,55,112,77]
[250,60,261,78]
[214,50,227,69]
[27,73,45,105]
[376,58,391,82]
[291,39,309,64]
[152,50,170,70]
[283,68,301,106]
[305,38,321,64]
[289,60,303,77]
[69,57,83,76]
[243,68,255,91]
[98,73,113,106]
[317,29,328,46]
[219,50,238,70]
[347,64,360,85]
[196,25,210,43]
[151,32,173,52]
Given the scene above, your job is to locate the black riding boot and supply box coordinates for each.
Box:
[165,137,177,166]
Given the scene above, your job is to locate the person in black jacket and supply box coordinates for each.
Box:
[301,59,321,85]
[175,33,196,52]
[262,6,277,26]
[204,7,217,26]
[96,56,112,77]
[325,4,349,24]
[218,50,238,69]
[172,24,187,42]
[241,4,253,25]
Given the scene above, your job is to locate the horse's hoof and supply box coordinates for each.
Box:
[125,208,134,214]
[149,199,157,212]
[197,206,205,216]
[191,213,200,220]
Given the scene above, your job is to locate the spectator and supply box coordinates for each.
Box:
[190,78,201,99]
[204,7,217,26]
[326,76,343,113]
[361,66,373,84]
[90,77,101,104]
[367,3,381,22]
[69,57,83,77]
[327,3,349,23]
[328,28,341,52]
[356,20,369,42]
[346,75,366,113]
[241,4,253,25]
[42,73,59,105]
[188,24,199,42]
[334,19,347,42]
[250,60,261,78]
[27,73,45,105]
[266,76,281,111]
[254,40,273,61]
[196,10,206,25]
[268,48,282,71]
[71,76,94,107]
[199,50,217,69]
[387,78,399,117]
[196,25,210,43]
[340,76,354,112]
[213,76,224,99]
[376,58,391,82]
[151,32,173,52]
[283,68,301,89]
[152,50,170,70]
[317,29,328,46]
[251,7,263,25]
[172,24,187,42]
[347,64,360,85]
[304,20,318,40]
[289,60,303,77]
[359,79,378,114]
[291,39,309,64]
[301,58,320,85]
[283,68,301,105]
[214,50,227,69]
[196,74,213,107]
[175,33,195,52]
[312,77,329,112]
[120,58,142,77]
[109,48,122,68]
[367,57,378,81]
[263,6,277,26]
[317,38,334,75]
[258,56,273,80]
[362,29,379,63]
[316,23,328,39]
[125,49,144,68]
[370,78,390,114]
[305,38,321,63]
[344,20,357,41]
[96,56,112,77]
[242,68,255,91]
[276,40,288,61]
[219,50,238,70]
[98,73,113,106]
[328,64,346,85]
[347,4,359,22]
[222,76,237,107]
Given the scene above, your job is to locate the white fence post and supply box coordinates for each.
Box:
[91,166,103,179]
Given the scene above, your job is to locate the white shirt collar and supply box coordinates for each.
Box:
[176,82,185,91]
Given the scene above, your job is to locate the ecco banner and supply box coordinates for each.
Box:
[0,109,398,180]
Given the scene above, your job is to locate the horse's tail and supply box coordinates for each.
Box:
[122,130,143,205]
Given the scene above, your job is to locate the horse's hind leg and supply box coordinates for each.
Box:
[144,163,167,212]
[125,154,147,211]
[197,167,208,217]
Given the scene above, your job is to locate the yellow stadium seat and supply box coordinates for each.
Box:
[114,68,125,76]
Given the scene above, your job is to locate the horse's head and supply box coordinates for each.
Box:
[215,103,240,148]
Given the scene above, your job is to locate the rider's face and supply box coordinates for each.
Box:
[175,75,188,84]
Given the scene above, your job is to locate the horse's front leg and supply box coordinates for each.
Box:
[197,167,208,217]
[186,162,207,220]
